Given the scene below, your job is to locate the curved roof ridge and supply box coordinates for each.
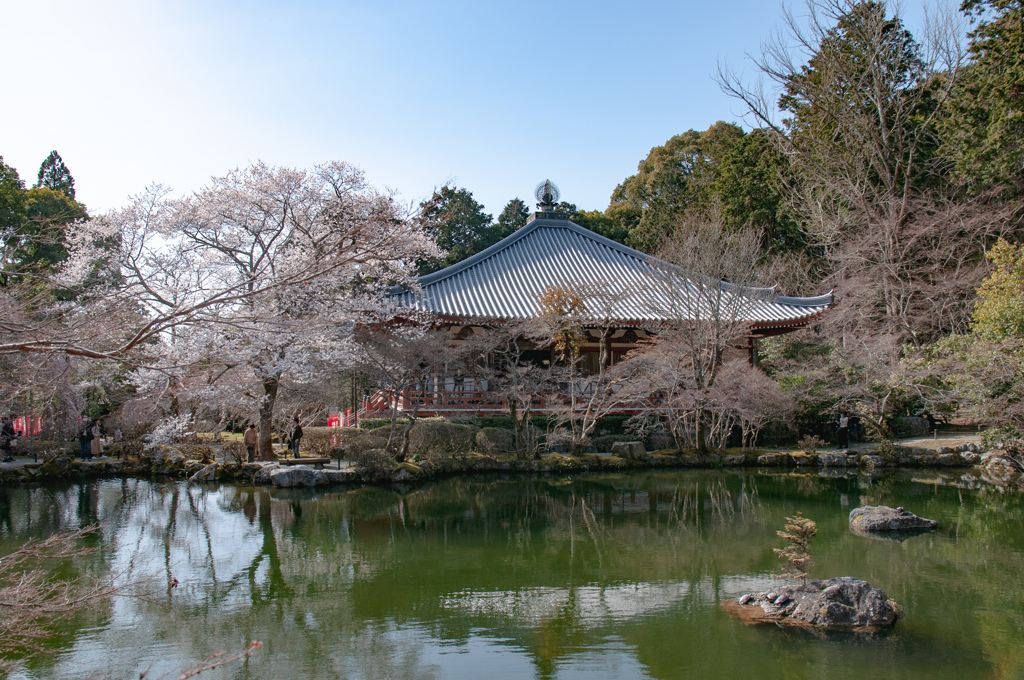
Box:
[397,217,833,324]
[418,218,547,285]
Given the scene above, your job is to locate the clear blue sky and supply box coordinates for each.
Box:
[1,0,936,218]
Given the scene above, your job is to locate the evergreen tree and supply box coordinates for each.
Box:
[0,156,27,238]
[496,198,529,233]
[35,150,76,200]
[415,185,494,274]
[607,123,796,253]
[940,0,1024,189]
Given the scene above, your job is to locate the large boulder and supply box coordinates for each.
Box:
[734,577,902,631]
[849,505,937,533]
[610,441,646,460]
[188,463,219,483]
[269,467,327,488]
[818,452,849,467]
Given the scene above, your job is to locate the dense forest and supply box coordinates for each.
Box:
[1,0,1022,450]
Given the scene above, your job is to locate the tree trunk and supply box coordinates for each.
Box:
[696,416,708,454]
[258,377,279,461]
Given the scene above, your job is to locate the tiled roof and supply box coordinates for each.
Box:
[393,217,831,328]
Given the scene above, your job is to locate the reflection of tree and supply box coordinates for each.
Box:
[2,471,1022,678]
[247,489,291,603]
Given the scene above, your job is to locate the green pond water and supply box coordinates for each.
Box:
[1,469,1022,679]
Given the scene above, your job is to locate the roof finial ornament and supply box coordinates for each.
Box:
[534,179,560,211]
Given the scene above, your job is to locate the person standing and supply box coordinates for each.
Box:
[848,416,860,446]
[79,419,92,461]
[90,421,103,459]
[290,417,303,459]
[243,423,258,463]
[1,416,16,462]
[837,415,850,449]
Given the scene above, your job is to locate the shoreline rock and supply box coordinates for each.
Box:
[731,577,902,631]
[850,505,937,533]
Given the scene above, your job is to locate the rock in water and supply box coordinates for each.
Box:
[849,505,937,532]
[269,467,327,488]
[733,577,902,631]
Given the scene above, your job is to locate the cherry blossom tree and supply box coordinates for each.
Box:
[49,162,437,457]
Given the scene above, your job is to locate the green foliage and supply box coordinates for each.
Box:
[594,415,631,435]
[0,156,27,235]
[35,150,76,200]
[608,122,799,254]
[358,417,407,430]
[972,238,1024,341]
[780,2,934,190]
[774,512,817,583]
[416,185,496,274]
[17,187,87,273]
[876,440,900,463]
[496,198,529,233]
[940,0,1024,188]
[981,424,1024,454]
[472,415,548,431]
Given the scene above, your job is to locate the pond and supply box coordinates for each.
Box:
[0,469,1022,679]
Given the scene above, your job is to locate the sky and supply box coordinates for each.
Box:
[0,0,938,218]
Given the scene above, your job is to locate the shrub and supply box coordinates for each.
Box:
[176,438,214,463]
[876,440,900,464]
[982,425,1024,454]
[594,415,631,436]
[797,434,827,455]
[476,427,516,455]
[301,427,344,458]
[105,440,144,460]
[407,420,479,457]
[358,418,408,431]
[350,448,394,480]
[344,433,390,458]
[10,438,75,460]
[473,416,515,430]
[221,441,246,465]
[590,434,631,452]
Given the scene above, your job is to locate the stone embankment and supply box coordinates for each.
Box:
[1,437,1020,488]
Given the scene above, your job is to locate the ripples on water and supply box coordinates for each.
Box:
[0,469,1021,679]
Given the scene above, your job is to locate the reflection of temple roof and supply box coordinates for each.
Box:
[393,217,831,330]
[438,575,777,625]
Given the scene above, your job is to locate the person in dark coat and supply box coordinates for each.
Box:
[290,417,303,458]
[79,419,93,461]
[1,417,16,462]
[837,415,850,449]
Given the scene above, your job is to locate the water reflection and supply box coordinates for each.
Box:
[0,469,1020,680]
